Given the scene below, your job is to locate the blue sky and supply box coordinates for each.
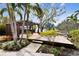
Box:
[0,3,79,26]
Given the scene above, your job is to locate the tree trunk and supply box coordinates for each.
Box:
[20,10,26,43]
[7,4,15,41]
[13,16,18,42]
[21,12,26,37]
[40,18,43,32]
[26,12,29,40]
[7,3,17,42]
[11,5,18,42]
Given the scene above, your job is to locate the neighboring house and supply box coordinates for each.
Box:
[5,21,39,36]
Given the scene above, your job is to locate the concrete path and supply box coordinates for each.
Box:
[0,42,41,56]
[24,53,54,56]
[21,43,41,53]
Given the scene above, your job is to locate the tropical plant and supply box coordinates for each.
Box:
[67,10,79,29]
[20,3,44,39]
[34,3,44,32]
[40,30,58,37]
[1,3,22,42]
[68,29,79,48]
[74,10,79,28]
[49,48,61,56]
[37,5,66,31]
[2,39,30,51]
[67,14,77,29]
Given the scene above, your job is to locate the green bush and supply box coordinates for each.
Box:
[0,24,6,35]
[18,39,30,47]
[68,29,79,48]
[49,48,61,56]
[40,30,58,37]
[2,41,21,51]
[2,39,30,51]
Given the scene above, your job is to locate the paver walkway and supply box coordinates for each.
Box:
[24,53,54,56]
[0,43,54,56]
[21,43,41,53]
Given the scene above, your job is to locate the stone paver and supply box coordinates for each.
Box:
[24,53,54,56]
[0,43,42,56]
[31,53,54,56]
[22,43,41,53]
[0,50,18,56]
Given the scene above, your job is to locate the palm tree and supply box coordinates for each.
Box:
[1,3,22,42]
[74,10,79,28]
[67,14,78,29]
[20,3,44,39]
[33,3,44,32]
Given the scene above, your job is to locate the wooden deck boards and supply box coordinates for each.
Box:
[28,34,73,45]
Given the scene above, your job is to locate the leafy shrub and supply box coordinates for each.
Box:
[68,29,79,48]
[2,39,30,51]
[0,24,6,35]
[49,48,61,56]
[18,39,30,47]
[2,41,21,51]
[40,30,58,37]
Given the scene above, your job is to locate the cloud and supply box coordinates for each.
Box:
[51,3,56,7]
[60,3,65,7]
[51,3,55,6]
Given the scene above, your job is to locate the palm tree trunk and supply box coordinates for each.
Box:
[20,10,26,43]
[40,18,43,32]
[7,3,17,42]
[7,4,15,41]
[26,12,29,39]
[13,14,18,42]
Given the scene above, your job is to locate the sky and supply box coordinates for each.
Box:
[0,3,79,26]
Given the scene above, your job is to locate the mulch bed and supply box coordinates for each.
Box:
[37,44,79,56]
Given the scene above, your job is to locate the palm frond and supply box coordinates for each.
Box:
[0,8,7,17]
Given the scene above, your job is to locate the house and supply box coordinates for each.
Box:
[5,21,40,36]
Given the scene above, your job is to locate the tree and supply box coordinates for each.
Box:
[1,3,22,42]
[33,3,44,32]
[67,14,78,29]
[74,10,79,28]
[20,3,44,39]
[40,6,66,31]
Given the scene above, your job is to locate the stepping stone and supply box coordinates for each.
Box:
[32,53,54,56]
[0,50,17,56]
[21,43,41,53]
[24,53,54,56]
